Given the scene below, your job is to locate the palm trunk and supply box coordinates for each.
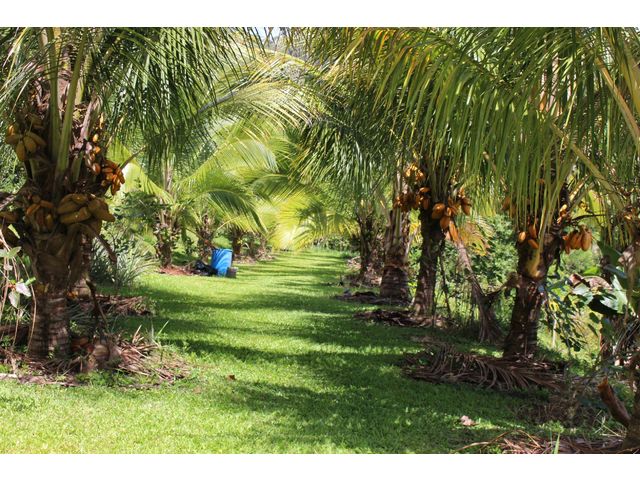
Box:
[196,214,214,259]
[72,234,93,298]
[413,208,445,321]
[503,229,562,358]
[155,237,173,268]
[28,284,70,359]
[154,210,175,268]
[379,206,411,302]
[503,272,545,358]
[356,214,376,284]
[22,225,87,360]
[621,239,640,449]
[231,230,243,257]
[623,365,640,449]
[452,237,501,341]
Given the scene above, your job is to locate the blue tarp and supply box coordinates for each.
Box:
[210,248,233,277]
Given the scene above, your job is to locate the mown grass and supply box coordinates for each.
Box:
[0,250,588,453]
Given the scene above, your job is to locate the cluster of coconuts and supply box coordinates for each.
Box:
[4,115,47,162]
[516,223,541,250]
[393,163,472,241]
[0,192,115,237]
[83,118,125,195]
[562,226,593,253]
[55,193,116,233]
[505,195,593,252]
[20,194,57,234]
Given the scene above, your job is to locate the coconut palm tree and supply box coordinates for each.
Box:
[302,27,638,350]
[290,55,421,294]
[377,27,638,358]
[0,27,273,359]
[120,127,286,266]
[298,26,640,445]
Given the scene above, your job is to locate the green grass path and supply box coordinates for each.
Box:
[0,250,538,453]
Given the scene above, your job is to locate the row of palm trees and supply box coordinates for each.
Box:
[291,27,640,447]
[1,27,639,447]
[0,27,355,359]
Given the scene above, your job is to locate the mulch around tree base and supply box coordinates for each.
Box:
[354,308,446,327]
[69,294,154,318]
[158,265,193,276]
[334,291,410,306]
[459,430,633,454]
[0,330,190,389]
[402,342,567,392]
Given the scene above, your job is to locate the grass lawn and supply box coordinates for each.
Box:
[0,250,568,453]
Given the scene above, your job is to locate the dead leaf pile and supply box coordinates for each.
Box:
[335,291,409,306]
[403,343,567,392]
[355,309,447,328]
[459,430,633,454]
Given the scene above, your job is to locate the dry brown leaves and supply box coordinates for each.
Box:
[459,430,633,454]
[0,328,190,389]
[403,343,566,392]
[355,308,447,328]
[73,294,153,317]
[158,265,192,276]
[106,328,190,387]
[335,291,408,306]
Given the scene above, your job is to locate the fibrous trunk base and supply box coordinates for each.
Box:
[412,209,444,322]
[28,286,70,359]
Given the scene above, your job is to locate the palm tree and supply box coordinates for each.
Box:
[120,130,283,266]
[304,27,638,349]
[0,27,268,359]
[292,78,394,284]
[299,26,640,444]
[388,27,638,358]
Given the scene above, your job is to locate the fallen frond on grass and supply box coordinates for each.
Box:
[403,343,566,392]
[335,291,409,306]
[70,293,154,318]
[355,308,447,327]
[458,429,634,454]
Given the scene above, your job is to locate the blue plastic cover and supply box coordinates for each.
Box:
[210,248,233,277]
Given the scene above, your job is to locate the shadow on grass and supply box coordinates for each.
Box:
[117,250,538,452]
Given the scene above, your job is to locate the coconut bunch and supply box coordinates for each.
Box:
[56,193,115,230]
[504,187,588,253]
[515,218,592,253]
[562,226,593,253]
[4,115,48,162]
[516,221,542,250]
[430,192,472,242]
[393,187,431,213]
[403,163,426,185]
[1,193,115,237]
[394,182,472,244]
[82,120,125,195]
[17,194,56,234]
[393,164,473,241]
[555,203,572,225]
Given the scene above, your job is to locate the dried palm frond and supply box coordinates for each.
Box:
[403,343,566,392]
[335,291,408,306]
[459,429,631,454]
[1,328,189,389]
[354,308,444,327]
